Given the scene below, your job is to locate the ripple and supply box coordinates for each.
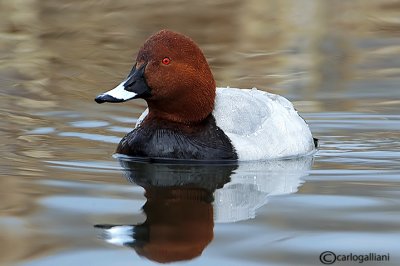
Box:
[107,126,132,133]
[69,120,109,128]
[39,195,143,214]
[58,132,120,143]
[46,160,121,171]
[27,127,56,134]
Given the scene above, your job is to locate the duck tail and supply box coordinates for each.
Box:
[313,138,319,148]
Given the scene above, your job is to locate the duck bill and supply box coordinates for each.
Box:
[95,63,151,104]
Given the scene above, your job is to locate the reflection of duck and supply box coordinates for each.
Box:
[213,157,314,222]
[95,160,236,263]
[95,156,313,263]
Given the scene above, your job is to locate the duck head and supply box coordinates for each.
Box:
[95,30,216,124]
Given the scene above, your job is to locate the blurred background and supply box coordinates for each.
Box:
[2,0,400,105]
[1,0,400,265]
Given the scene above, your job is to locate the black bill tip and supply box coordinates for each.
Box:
[95,94,124,104]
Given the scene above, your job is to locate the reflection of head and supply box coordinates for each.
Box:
[113,159,236,263]
[132,187,214,263]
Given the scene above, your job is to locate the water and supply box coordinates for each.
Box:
[1,0,400,265]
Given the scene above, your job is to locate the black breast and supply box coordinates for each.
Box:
[116,115,238,161]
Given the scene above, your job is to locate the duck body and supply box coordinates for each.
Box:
[132,87,316,161]
[95,29,317,161]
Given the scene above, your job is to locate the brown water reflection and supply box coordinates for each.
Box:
[1,0,400,265]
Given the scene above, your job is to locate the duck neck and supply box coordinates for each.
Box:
[146,95,215,125]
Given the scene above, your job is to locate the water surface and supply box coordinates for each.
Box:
[1,1,400,265]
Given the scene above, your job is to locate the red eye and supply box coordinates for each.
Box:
[162,57,171,65]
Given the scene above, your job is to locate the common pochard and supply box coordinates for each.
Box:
[95,30,317,161]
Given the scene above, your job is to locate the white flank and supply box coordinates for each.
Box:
[213,87,316,160]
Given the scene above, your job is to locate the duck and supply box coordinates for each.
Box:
[95,29,317,161]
